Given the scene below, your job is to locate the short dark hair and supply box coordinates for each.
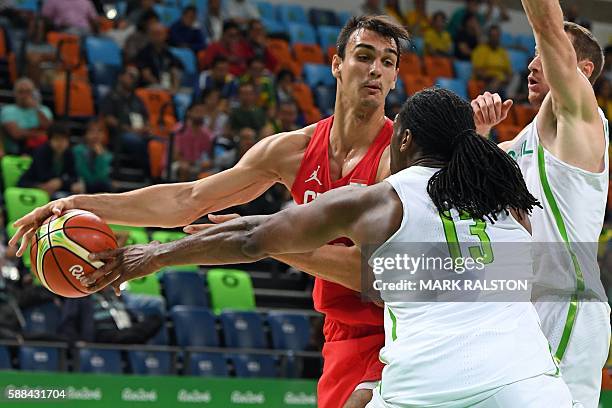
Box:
[432,11,446,21]
[336,15,410,68]
[222,21,240,34]
[211,55,229,67]
[182,5,197,15]
[47,122,70,139]
[564,21,604,84]
[276,69,295,82]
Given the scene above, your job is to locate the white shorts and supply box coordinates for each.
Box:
[365,374,578,408]
[534,298,611,408]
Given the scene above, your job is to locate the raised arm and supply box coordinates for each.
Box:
[10,129,309,255]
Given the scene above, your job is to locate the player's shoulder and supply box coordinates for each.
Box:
[259,123,316,153]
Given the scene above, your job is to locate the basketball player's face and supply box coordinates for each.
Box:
[334,29,398,109]
[527,52,549,107]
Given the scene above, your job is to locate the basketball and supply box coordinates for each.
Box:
[29,209,118,298]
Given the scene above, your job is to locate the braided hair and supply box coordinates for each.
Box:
[397,88,540,222]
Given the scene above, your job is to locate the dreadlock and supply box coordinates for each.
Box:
[397,88,540,222]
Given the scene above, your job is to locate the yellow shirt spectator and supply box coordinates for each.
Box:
[405,10,430,36]
[471,44,512,82]
[424,27,452,55]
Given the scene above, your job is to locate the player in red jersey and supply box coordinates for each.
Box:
[11,16,409,408]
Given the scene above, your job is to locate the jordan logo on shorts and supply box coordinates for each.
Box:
[306,165,323,186]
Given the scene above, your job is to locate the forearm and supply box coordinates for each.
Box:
[272,245,362,292]
[521,0,562,32]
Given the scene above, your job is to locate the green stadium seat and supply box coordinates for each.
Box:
[5,187,49,223]
[109,225,149,246]
[206,269,255,314]
[2,155,32,190]
[125,271,163,296]
[6,223,32,270]
[152,231,199,272]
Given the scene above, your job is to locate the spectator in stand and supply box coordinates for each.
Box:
[471,25,511,95]
[201,88,228,139]
[405,0,430,37]
[202,21,254,77]
[100,66,150,179]
[479,0,509,31]
[222,0,260,26]
[355,0,382,16]
[199,56,236,99]
[0,78,52,155]
[260,101,299,138]
[603,45,612,82]
[384,0,405,25]
[595,78,611,119]
[228,82,266,134]
[246,19,277,73]
[124,9,160,64]
[454,12,481,61]
[239,57,275,111]
[275,69,296,104]
[203,0,223,42]
[18,122,84,200]
[127,0,155,26]
[169,6,206,53]
[213,125,256,171]
[42,0,99,35]
[136,22,184,92]
[447,0,485,37]
[424,11,452,56]
[172,103,215,181]
[73,120,113,194]
[59,287,162,344]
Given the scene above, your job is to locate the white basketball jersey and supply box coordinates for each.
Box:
[508,108,609,300]
[368,166,558,407]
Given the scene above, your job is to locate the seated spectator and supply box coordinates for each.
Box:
[239,57,276,110]
[405,0,430,37]
[472,25,511,95]
[479,0,510,31]
[42,0,99,35]
[424,11,452,56]
[18,122,84,200]
[595,78,611,119]
[0,78,52,155]
[73,120,113,194]
[100,66,150,178]
[276,69,296,104]
[213,126,256,171]
[222,0,260,26]
[261,101,299,137]
[447,0,485,37]
[384,0,405,25]
[201,21,254,77]
[169,6,206,53]
[172,103,215,181]
[201,88,229,139]
[199,56,236,98]
[136,22,184,92]
[454,12,481,61]
[124,9,159,64]
[127,0,155,26]
[203,0,224,42]
[246,20,277,73]
[228,82,267,134]
[59,287,162,344]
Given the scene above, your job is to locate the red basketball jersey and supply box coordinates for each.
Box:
[290,115,392,329]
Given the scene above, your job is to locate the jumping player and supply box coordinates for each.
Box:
[84,88,573,407]
[471,1,610,406]
[11,16,409,408]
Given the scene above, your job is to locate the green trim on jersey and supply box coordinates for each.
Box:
[536,144,584,362]
[388,307,398,341]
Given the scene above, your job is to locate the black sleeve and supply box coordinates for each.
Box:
[18,147,49,187]
[60,150,78,191]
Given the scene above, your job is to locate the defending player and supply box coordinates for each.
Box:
[10,16,409,408]
[85,88,574,407]
[471,1,610,406]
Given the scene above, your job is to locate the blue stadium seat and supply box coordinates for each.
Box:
[116,1,127,17]
[187,352,228,377]
[124,297,169,346]
[0,346,11,369]
[169,47,197,87]
[85,37,122,66]
[313,85,335,116]
[336,11,352,27]
[261,18,285,35]
[288,23,317,45]
[78,348,123,374]
[436,77,468,100]
[267,313,310,351]
[386,80,406,109]
[13,0,38,11]
[22,302,61,335]
[161,271,207,308]
[179,0,208,15]
[255,1,276,21]
[453,60,473,83]
[317,26,341,51]
[277,4,307,24]
[128,351,172,375]
[303,63,335,88]
[507,49,530,74]
[228,354,277,378]
[90,63,120,87]
[19,347,60,372]
[410,37,425,56]
[153,4,181,27]
[309,9,338,27]
[516,34,536,56]
[220,311,267,349]
[173,93,193,121]
[500,31,515,48]
[171,305,219,347]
